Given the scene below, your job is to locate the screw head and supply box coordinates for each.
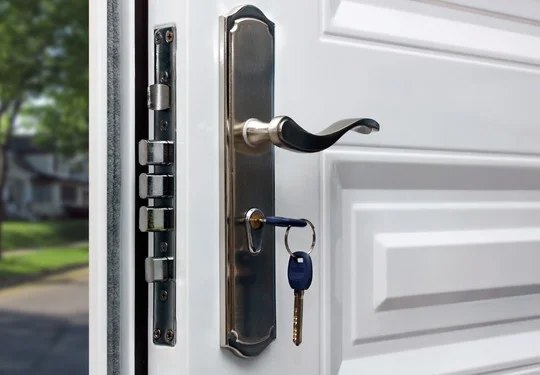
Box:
[154,31,163,44]
[153,328,162,340]
[166,329,175,342]
[165,30,174,43]
[159,71,169,83]
[160,290,168,301]
[160,242,168,252]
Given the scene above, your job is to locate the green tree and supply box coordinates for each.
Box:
[0,0,88,257]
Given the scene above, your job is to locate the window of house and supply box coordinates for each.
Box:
[61,185,77,202]
[9,180,24,203]
[32,184,53,203]
[82,188,89,204]
[69,162,86,176]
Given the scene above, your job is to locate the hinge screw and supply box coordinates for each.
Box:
[154,31,163,45]
[166,329,175,342]
[166,30,174,43]
[160,290,168,301]
[153,328,162,340]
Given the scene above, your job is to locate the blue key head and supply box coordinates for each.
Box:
[288,251,313,291]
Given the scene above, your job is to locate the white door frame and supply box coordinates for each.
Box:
[89,0,108,372]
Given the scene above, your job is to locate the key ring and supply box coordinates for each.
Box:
[284,219,316,257]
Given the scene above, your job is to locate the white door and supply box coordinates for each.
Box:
[90,0,540,374]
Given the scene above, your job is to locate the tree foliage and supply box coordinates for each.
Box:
[0,0,88,258]
[0,0,88,155]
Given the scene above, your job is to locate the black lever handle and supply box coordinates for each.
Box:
[242,116,380,153]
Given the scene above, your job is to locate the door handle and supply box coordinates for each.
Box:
[220,4,381,358]
[242,116,380,152]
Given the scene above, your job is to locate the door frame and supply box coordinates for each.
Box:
[89,0,109,372]
[89,0,145,374]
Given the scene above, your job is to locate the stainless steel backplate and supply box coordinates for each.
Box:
[219,5,276,358]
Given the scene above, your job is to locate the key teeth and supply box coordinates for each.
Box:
[293,315,298,344]
[293,325,301,346]
[293,290,304,346]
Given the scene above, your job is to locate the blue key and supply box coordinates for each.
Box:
[263,216,307,228]
[288,251,313,346]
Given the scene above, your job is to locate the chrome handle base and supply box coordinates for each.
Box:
[242,116,380,153]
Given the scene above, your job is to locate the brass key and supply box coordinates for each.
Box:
[293,290,304,345]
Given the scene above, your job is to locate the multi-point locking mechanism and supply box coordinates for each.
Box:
[138,26,177,347]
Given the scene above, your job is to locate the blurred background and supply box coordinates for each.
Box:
[0,0,89,373]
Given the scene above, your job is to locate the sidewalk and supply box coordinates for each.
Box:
[0,268,89,374]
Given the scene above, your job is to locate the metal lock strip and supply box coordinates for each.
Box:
[138,26,177,347]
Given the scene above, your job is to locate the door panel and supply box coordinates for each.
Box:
[280,0,540,155]
[143,0,540,374]
[322,149,540,373]
[325,0,540,64]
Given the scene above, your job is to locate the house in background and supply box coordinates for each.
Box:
[3,135,88,220]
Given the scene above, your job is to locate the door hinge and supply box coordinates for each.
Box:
[138,26,177,347]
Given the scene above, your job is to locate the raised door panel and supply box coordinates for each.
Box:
[275,0,540,158]
[324,0,540,63]
[321,149,540,374]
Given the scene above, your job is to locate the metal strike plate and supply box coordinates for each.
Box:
[220,6,276,358]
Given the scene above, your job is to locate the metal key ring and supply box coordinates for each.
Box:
[284,219,316,257]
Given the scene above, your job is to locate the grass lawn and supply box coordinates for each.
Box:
[0,245,88,280]
[2,220,88,251]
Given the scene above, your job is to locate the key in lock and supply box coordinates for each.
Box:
[244,208,306,254]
